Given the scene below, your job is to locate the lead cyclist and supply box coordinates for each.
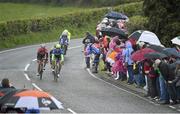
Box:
[51,44,64,77]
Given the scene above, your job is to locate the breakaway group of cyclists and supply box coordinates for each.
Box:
[36,29,71,80]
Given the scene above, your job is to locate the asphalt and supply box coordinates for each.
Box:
[0,39,179,113]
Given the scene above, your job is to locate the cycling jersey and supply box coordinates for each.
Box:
[59,35,69,45]
[37,47,48,60]
[52,48,64,61]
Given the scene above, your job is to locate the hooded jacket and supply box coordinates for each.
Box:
[124,41,134,65]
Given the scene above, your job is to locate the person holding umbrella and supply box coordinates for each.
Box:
[171,62,180,103]
[154,59,178,105]
[82,32,95,68]
[124,40,134,84]
[0,78,15,89]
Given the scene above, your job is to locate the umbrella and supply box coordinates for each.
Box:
[171,36,180,46]
[0,89,63,111]
[0,88,16,97]
[162,48,180,58]
[105,11,128,20]
[147,44,165,52]
[131,48,156,61]
[136,31,161,46]
[100,27,127,38]
[128,30,144,41]
[144,52,167,60]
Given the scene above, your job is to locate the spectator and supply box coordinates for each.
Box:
[172,62,180,102]
[133,61,145,88]
[82,32,95,68]
[124,41,134,84]
[155,59,178,105]
[0,78,15,89]
[154,61,170,104]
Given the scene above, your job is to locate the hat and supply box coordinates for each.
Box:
[155,59,161,65]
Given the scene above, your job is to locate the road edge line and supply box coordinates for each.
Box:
[86,69,157,105]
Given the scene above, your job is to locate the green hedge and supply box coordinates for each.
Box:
[0,2,143,40]
[0,0,143,7]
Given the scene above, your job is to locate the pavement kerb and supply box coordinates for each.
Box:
[96,71,147,97]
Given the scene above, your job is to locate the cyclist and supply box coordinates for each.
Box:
[49,44,57,69]
[59,30,70,55]
[37,44,48,76]
[51,44,64,77]
[61,29,71,42]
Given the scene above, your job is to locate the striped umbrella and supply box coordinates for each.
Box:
[0,89,63,111]
[129,30,161,46]
[171,36,180,46]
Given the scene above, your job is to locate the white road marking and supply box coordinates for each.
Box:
[169,106,176,109]
[32,59,37,62]
[177,109,180,112]
[68,45,82,50]
[32,83,43,91]
[24,73,30,81]
[86,69,157,105]
[67,108,77,114]
[24,64,30,71]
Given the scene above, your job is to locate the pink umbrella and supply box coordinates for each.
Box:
[131,48,156,61]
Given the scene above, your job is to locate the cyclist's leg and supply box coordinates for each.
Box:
[37,59,41,76]
[51,57,55,71]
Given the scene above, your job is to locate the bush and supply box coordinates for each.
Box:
[143,0,180,46]
[0,0,143,6]
[0,2,143,39]
[126,16,148,35]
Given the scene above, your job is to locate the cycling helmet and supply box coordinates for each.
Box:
[56,44,61,48]
[40,44,45,48]
[62,30,68,36]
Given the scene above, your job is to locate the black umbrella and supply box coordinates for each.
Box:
[105,11,128,20]
[147,45,165,52]
[100,27,127,38]
[144,52,167,60]
[162,48,180,58]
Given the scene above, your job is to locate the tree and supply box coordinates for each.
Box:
[143,0,180,46]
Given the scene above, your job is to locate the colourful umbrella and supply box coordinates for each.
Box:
[144,52,167,59]
[0,89,63,111]
[131,48,156,61]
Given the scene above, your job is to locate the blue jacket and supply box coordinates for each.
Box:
[86,44,100,55]
[124,41,134,65]
[52,48,63,55]
[59,35,69,45]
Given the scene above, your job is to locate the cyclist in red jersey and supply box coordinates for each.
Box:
[36,44,48,76]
